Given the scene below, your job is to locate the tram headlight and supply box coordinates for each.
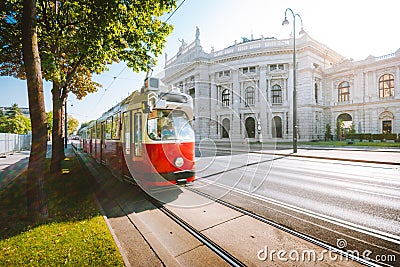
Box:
[174,157,184,168]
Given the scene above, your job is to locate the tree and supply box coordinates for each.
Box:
[45,110,79,136]
[46,110,52,139]
[1,0,176,161]
[324,123,332,141]
[1,0,176,173]
[21,0,48,222]
[349,122,356,134]
[1,0,48,221]
[77,120,94,134]
[0,104,31,134]
[335,119,342,140]
[67,115,79,135]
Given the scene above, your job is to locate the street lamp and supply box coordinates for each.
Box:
[64,97,73,148]
[282,8,305,153]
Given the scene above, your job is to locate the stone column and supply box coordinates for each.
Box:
[197,67,211,140]
[396,67,400,99]
[209,74,218,139]
[372,72,377,100]
[182,79,186,94]
[231,69,241,141]
[259,66,267,142]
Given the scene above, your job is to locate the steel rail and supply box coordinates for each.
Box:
[73,144,245,267]
[187,186,385,267]
[146,195,246,267]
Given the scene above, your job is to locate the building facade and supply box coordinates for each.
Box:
[162,28,400,142]
[0,106,30,118]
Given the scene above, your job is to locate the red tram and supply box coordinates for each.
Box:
[79,77,195,188]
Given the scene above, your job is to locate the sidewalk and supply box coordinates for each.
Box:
[0,144,54,190]
[0,150,30,190]
[200,142,400,165]
[271,148,400,165]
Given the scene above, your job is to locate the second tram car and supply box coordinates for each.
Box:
[79,77,195,188]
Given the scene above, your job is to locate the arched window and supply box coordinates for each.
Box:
[245,117,255,138]
[245,87,255,106]
[338,81,350,102]
[379,74,394,98]
[222,89,230,107]
[314,82,318,103]
[222,118,230,138]
[337,113,353,139]
[272,84,282,103]
[272,116,282,138]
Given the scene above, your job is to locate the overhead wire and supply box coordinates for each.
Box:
[91,66,127,116]
[165,0,187,22]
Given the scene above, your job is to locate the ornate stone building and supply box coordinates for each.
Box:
[162,28,400,142]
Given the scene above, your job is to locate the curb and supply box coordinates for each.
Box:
[273,152,400,166]
[198,145,400,166]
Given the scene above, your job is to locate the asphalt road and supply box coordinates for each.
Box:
[193,148,400,266]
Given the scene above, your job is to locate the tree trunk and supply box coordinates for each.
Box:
[22,0,48,222]
[50,82,65,173]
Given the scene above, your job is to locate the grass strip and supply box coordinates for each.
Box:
[0,152,124,266]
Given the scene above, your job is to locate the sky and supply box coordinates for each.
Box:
[1,0,399,125]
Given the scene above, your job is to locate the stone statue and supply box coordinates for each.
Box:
[178,38,187,49]
[196,26,200,40]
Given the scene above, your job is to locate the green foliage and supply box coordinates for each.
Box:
[1,0,176,98]
[46,111,79,135]
[345,133,361,140]
[361,133,372,141]
[383,133,397,140]
[335,119,342,140]
[349,122,356,134]
[46,111,53,129]
[372,134,383,141]
[0,104,31,134]
[347,133,397,142]
[68,115,79,135]
[0,113,31,134]
[78,120,95,133]
[324,123,332,141]
[298,141,400,147]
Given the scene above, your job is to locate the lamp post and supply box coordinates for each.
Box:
[282,8,305,153]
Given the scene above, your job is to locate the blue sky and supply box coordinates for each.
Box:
[1,0,399,124]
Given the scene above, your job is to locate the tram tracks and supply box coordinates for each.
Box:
[186,185,385,267]
[73,145,244,266]
[74,145,395,266]
[151,198,246,267]
[190,153,399,267]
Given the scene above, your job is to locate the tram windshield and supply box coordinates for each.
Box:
[147,109,195,141]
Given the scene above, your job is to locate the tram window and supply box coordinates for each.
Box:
[123,111,131,155]
[134,113,142,156]
[96,123,101,139]
[105,117,112,140]
[147,109,194,141]
[112,112,121,139]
